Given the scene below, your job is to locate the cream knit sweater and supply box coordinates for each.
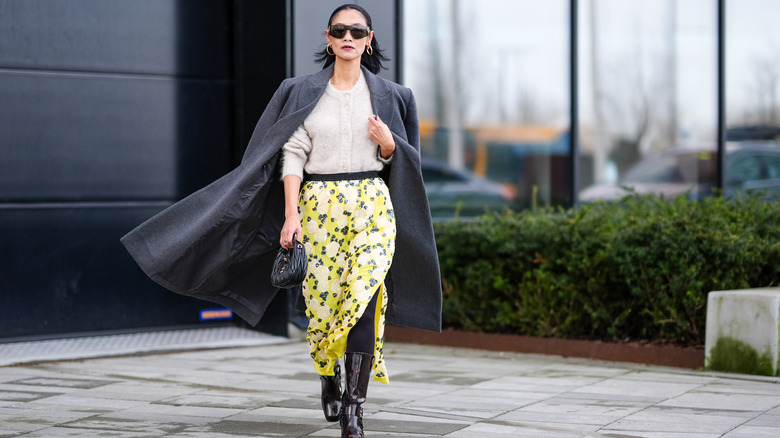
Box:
[281,71,391,179]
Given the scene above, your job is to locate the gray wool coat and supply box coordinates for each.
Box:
[120,65,442,332]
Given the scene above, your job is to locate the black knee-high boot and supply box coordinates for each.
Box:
[340,352,373,438]
[320,360,342,422]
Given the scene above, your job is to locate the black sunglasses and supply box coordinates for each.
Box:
[328,24,371,39]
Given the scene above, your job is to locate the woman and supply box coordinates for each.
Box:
[121,4,440,437]
[278,4,408,436]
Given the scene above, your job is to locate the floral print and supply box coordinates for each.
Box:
[299,177,396,384]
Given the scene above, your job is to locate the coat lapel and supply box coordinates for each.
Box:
[363,67,394,126]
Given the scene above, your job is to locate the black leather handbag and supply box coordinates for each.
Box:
[270,238,307,289]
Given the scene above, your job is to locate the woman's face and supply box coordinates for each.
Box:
[326,9,373,63]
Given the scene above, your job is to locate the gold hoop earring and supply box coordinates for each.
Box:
[327,45,335,56]
[366,45,373,55]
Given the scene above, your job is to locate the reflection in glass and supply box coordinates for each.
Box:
[403,0,569,217]
[726,0,780,197]
[578,0,717,202]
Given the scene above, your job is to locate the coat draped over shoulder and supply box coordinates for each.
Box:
[120,66,442,332]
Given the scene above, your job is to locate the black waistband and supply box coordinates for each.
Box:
[305,171,381,182]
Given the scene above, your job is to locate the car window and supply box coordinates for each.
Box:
[763,155,780,179]
[422,167,459,183]
[621,155,683,183]
[727,155,763,182]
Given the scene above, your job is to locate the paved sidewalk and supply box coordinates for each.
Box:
[1,334,780,437]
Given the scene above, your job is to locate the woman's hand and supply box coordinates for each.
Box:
[369,115,395,159]
[281,175,303,249]
[280,213,303,249]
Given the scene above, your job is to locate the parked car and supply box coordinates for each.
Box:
[579,142,780,202]
[421,159,513,218]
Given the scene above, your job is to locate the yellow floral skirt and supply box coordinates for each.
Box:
[299,176,396,384]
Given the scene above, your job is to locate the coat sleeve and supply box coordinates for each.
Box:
[401,89,421,155]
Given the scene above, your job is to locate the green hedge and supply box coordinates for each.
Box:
[434,193,780,347]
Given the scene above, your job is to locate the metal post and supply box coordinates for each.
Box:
[716,0,726,191]
[569,0,579,206]
[396,0,404,84]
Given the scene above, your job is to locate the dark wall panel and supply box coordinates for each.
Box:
[0,0,292,339]
[0,205,225,339]
[0,72,232,201]
[0,0,230,76]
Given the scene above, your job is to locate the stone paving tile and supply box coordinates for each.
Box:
[616,370,718,385]
[0,390,61,402]
[534,361,636,378]
[572,377,702,401]
[368,381,462,406]
[156,390,281,409]
[470,374,610,394]
[722,425,780,437]
[63,411,215,435]
[702,378,780,396]
[182,418,324,436]
[741,411,780,426]
[15,427,154,437]
[122,402,244,419]
[0,416,51,434]
[443,421,587,437]
[305,429,440,438]
[8,376,117,389]
[269,396,322,410]
[492,395,648,426]
[658,390,780,411]
[0,402,110,423]
[26,394,147,411]
[363,411,470,435]
[230,405,328,425]
[601,406,757,434]
[390,370,490,386]
[596,433,720,438]
[399,388,539,419]
[560,390,666,404]
[64,381,200,402]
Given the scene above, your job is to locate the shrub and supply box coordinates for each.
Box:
[434,193,780,347]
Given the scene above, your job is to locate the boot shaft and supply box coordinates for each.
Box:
[343,352,374,403]
[340,352,374,437]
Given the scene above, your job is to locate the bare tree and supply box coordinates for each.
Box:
[748,49,780,124]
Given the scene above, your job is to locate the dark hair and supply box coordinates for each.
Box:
[315,3,388,74]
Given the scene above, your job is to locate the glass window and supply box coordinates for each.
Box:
[578,0,717,202]
[621,155,683,184]
[764,156,780,179]
[403,0,570,217]
[726,0,780,196]
[727,155,762,183]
